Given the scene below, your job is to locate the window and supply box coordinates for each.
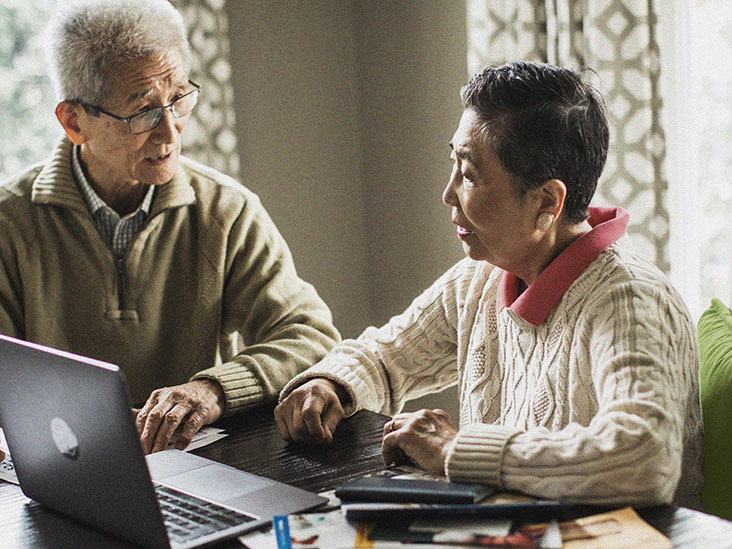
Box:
[661,0,732,319]
[0,1,58,179]
[0,1,239,182]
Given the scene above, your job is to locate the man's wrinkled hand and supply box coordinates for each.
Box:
[381,409,458,476]
[135,379,224,454]
[274,378,347,444]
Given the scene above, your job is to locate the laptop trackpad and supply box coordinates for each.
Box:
[162,464,273,502]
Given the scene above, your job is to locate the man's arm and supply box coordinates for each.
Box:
[135,379,224,453]
[189,193,341,414]
[0,194,26,340]
[136,191,340,452]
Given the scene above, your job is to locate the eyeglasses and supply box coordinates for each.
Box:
[78,80,200,134]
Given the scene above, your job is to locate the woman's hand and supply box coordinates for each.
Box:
[274,378,348,444]
[381,408,458,475]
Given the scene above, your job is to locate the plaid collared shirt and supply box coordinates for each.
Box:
[71,146,155,258]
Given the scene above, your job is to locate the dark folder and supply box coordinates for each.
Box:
[341,500,567,522]
[335,476,495,504]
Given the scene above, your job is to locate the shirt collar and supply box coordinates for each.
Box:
[71,145,154,218]
[496,206,630,326]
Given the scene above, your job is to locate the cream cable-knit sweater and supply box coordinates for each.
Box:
[281,236,703,509]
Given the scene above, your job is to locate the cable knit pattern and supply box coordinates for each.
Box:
[281,238,703,509]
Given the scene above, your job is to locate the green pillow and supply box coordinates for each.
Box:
[698,298,732,519]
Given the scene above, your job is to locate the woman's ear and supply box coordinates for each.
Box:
[530,179,567,233]
[55,101,88,145]
[535,178,567,219]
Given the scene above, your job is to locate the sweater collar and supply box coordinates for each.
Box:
[32,135,195,214]
[31,136,88,213]
[497,206,630,326]
[71,144,155,219]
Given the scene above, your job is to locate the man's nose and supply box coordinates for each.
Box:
[151,107,178,142]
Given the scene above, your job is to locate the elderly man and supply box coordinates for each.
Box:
[0,0,339,454]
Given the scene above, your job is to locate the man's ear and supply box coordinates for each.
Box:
[55,101,88,145]
[534,179,567,219]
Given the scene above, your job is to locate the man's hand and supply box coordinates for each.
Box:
[274,378,348,444]
[135,379,224,454]
[381,409,458,476]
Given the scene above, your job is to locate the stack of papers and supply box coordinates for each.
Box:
[238,471,670,549]
[239,506,670,549]
[239,508,561,548]
[369,516,561,548]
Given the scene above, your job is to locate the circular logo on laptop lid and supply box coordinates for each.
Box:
[50,417,80,460]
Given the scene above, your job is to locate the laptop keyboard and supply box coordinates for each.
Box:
[154,483,256,545]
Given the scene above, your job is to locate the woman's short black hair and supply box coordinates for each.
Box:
[460,61,609,224]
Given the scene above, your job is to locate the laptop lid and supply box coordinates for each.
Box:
[0,335,170,547]
[0,335,326,547]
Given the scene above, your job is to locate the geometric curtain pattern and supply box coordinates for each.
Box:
[0,0,241,183]
[466,0,668,271]
[168,0,241,179]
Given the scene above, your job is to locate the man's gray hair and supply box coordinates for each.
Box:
[46,0,190,104]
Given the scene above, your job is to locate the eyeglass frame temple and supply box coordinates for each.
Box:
[76,79,201,133]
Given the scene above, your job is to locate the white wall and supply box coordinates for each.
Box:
[225,0,468,418]
[225,0,370,340]
[354,1,467,325]
[353,1,467,416]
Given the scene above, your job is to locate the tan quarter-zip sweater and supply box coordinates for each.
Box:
[0,136,340,412]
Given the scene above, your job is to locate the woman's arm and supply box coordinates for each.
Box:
[276,259,493,442]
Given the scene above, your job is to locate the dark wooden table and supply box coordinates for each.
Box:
[1,405,731,548]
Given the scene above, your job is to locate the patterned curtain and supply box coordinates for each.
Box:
[174,0,241,180]
[0,1,240,182]
[466,0,668,271]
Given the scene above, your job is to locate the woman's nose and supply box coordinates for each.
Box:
[442,176,457,207]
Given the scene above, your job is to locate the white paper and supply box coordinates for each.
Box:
[539,519,562,549]
[0,428,19,485]
[238,528,277,549]
[167,426,227,451]
[388,464,445,481]
[239,510,359,549]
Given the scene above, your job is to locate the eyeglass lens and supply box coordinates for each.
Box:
[129,89,199,134]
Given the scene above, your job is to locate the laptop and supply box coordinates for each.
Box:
[0,334,327,548]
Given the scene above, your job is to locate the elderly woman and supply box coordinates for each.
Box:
[275,62,703,509]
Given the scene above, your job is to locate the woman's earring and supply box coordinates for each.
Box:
[536,212,555,231]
